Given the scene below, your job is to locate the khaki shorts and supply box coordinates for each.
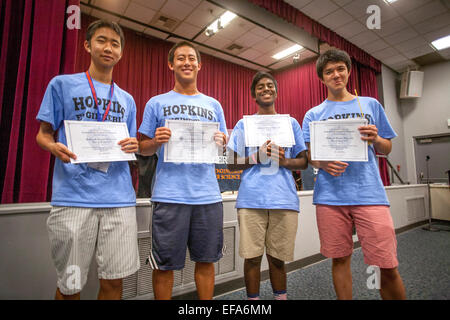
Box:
[47,206,140,295]
[238,208,298,262]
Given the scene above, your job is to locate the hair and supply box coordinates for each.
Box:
[168,41,202,65]
[86,20,125,50]
[250,72,278,98]
[316,49,352,79]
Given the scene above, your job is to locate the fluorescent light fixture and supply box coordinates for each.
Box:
[383,0,397,3]
[272,44,303,60]
[431,34,450,50]
[204,11,237,36]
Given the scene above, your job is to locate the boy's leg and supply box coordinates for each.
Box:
[266,254,287,300]
[352,205,405,300]
[149,202,192,300]
[316,205,355,299]
[380,267,406,300]
[195,262,215,300]
[189,202,224,300]
[47,207,99,299]
[153,270,174,300]
[96,207,140,300]
[237,208,268,299]
[332,255,353,300]
[244,256,263,298]
[265,210,298,300]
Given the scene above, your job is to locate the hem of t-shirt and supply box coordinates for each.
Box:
[50,201,136,208]
[236,203,299,212]
[150,197,222,205]
[313,201,390,206]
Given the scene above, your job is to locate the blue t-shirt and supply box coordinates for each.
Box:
[138,90,228,205]
[227,117,307,212]
[302,97,397,206]
[36,72,137,207]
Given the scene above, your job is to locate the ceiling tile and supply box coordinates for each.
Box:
[300,0,339,21]
[238,48,263,61]
[387,60,418,72]
[92,0,130,15]
[253,55,277,66]
[438,47,450,59]
[203,34,232,51]
[403,0,447,25]
[334,20,367,39]
[123,2,156,24]
[423,25,450,42]
[383,54,408,66]
[234,32,266,48]
[90,8,120,22]
[348,30,380,47]
[248,25,274,39]
[331,0,353,6]
[271,59,295,70]
[143,28,169,40]
[384,28,419,45]
[119,19,146,33]
[284,0,315,9]
[342,0,377,19]
[184,1,225,28]
[373,17,409,37]
[394,37,430,53]
[414,12,450,35]
[173,22,202,40]
[319,9,354,30]
[131,0,165,11]
[360,39,390,53]
[388,0,433,14]
[160,0,195,21]
[371,46,400,60]
[403,44,435,59]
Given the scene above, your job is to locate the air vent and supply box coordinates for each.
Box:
[150,14,179,31]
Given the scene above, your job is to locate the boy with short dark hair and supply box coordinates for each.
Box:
[302,49,406,300]
[227,71,307,300]
[36,20,140,300]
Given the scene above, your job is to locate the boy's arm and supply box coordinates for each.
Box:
[359,124,392,155]
[226,149,254,172]
[279,150,308,170]
[36,121,76,163]
[139,127,171,156]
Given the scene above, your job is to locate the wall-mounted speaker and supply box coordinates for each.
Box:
[400,70,424,99]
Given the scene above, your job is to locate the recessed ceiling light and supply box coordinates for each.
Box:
[431,34,450,50]
[204,11,237,37]
[272,44,303,60]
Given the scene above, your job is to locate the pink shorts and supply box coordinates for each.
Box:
[316,205,398,269]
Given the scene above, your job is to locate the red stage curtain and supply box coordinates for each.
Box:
[248,0,381,72]
[1,0,80,204]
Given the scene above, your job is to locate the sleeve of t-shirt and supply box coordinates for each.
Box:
[291,118,307,158]
[127,96,137,138]
[301,111,313,144]
[215,101,228,137]
[227,120,246,157]
[372,99,397,140]
[36,77,64,131]
[138,98,158,139]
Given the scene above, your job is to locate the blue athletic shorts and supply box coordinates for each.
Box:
[147,202,224,270]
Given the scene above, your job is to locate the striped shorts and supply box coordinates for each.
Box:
[47,206,140,295]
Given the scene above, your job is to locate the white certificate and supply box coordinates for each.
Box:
[309,119,368,162]
[243,114,295,147]
[164,120,221,163]
[64,120,136,164]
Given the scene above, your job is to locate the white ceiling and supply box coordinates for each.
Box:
[80,0,450,73]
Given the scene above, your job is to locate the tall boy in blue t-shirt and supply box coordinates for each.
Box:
[138,41,227,300]
[302,49,406,299]
[227,72,308,300]
[36,20,140,300]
